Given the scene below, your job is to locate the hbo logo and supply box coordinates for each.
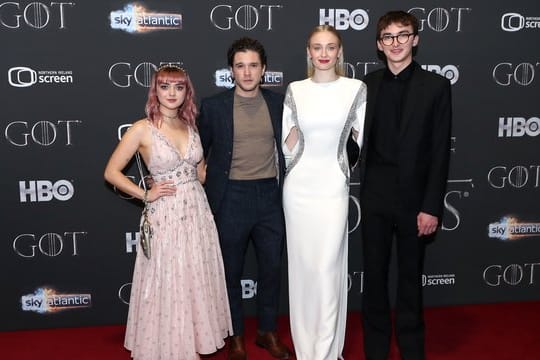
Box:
[19,180,74,202]
[320,9,369,30]
[499,117,540,137]
[422,65,459,85]
[241,279,257,299]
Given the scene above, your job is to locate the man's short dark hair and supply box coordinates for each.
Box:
[376,10,419,40]
[227,37,267,67]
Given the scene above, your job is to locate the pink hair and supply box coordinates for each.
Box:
[145,67,198,129]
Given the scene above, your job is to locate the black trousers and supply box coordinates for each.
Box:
[361,205,426,360]
[214,178,285,335]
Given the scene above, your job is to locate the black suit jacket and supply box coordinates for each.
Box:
[198,88,285,214]
[359,62,452,218]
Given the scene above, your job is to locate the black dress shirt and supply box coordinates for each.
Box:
[363,62,415,210]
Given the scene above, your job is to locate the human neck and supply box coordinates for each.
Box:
[235,86,260,98]
[159,106,179,120]
[311,69,339,83]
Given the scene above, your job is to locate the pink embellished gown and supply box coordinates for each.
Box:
[124,122,232,360]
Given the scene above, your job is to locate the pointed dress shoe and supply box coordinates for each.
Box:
[255,331,292,359]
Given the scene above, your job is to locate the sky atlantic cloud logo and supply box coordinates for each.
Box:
[214,68,283,88]
[488,216,540,241]
[21,287,91,313]
[110,4,182,33]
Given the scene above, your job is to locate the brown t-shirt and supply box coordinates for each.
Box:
[230,91,277,180]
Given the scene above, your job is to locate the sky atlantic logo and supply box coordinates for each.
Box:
[498,117,540,137]
[488,217,540,241]
[110,4,182,33]
[319,8,369,30]
[21,288,91,313]
[19,180,74,202]
[0,2,75,29]
[501,12,540,32]
[421,64,459,85]
[214,68,283,88]
[210,4,282,31]
[492,62,540,86]
[8,66,73,88]
[408,7,471,32]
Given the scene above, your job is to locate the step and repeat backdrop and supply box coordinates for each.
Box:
[1,1,539,331]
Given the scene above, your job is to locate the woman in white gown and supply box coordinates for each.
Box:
[282,25,366,360]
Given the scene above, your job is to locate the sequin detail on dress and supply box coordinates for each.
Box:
[124,122,232,360]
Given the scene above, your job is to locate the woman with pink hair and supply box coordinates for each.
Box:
[105,64,232,359]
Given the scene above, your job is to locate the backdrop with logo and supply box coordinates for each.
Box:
[1,1,539,331]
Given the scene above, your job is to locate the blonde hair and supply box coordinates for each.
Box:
[306,25,345,77]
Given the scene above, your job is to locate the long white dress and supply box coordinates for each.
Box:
[282,77,366,360]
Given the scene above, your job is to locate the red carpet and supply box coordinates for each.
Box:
[1,302,539,359]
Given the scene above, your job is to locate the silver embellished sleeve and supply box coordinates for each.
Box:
[337,84,367,184]
[283,86,304,176]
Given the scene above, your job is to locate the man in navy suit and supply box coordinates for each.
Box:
[198,37,290,360]
[359,11,452,360]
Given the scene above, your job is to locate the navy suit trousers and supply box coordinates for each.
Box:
[214,178,285,335]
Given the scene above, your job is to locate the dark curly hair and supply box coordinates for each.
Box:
[227,37,267,68]
[376,10,419,40]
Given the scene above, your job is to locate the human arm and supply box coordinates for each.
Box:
[417,211,438,236]
[348,82,367,169]
[421,79,452,218]
[197,158,206,184]
[104,120,176,202]
[282,86,299,167]
[351,82,367,147]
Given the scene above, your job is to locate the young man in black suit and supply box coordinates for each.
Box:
[198,37,291,360]
[359,11,452,360]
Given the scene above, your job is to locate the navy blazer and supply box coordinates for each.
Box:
[359,62,452,218]
[198,88,286,214]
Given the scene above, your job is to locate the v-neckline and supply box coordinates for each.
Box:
[151,123,191,159]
